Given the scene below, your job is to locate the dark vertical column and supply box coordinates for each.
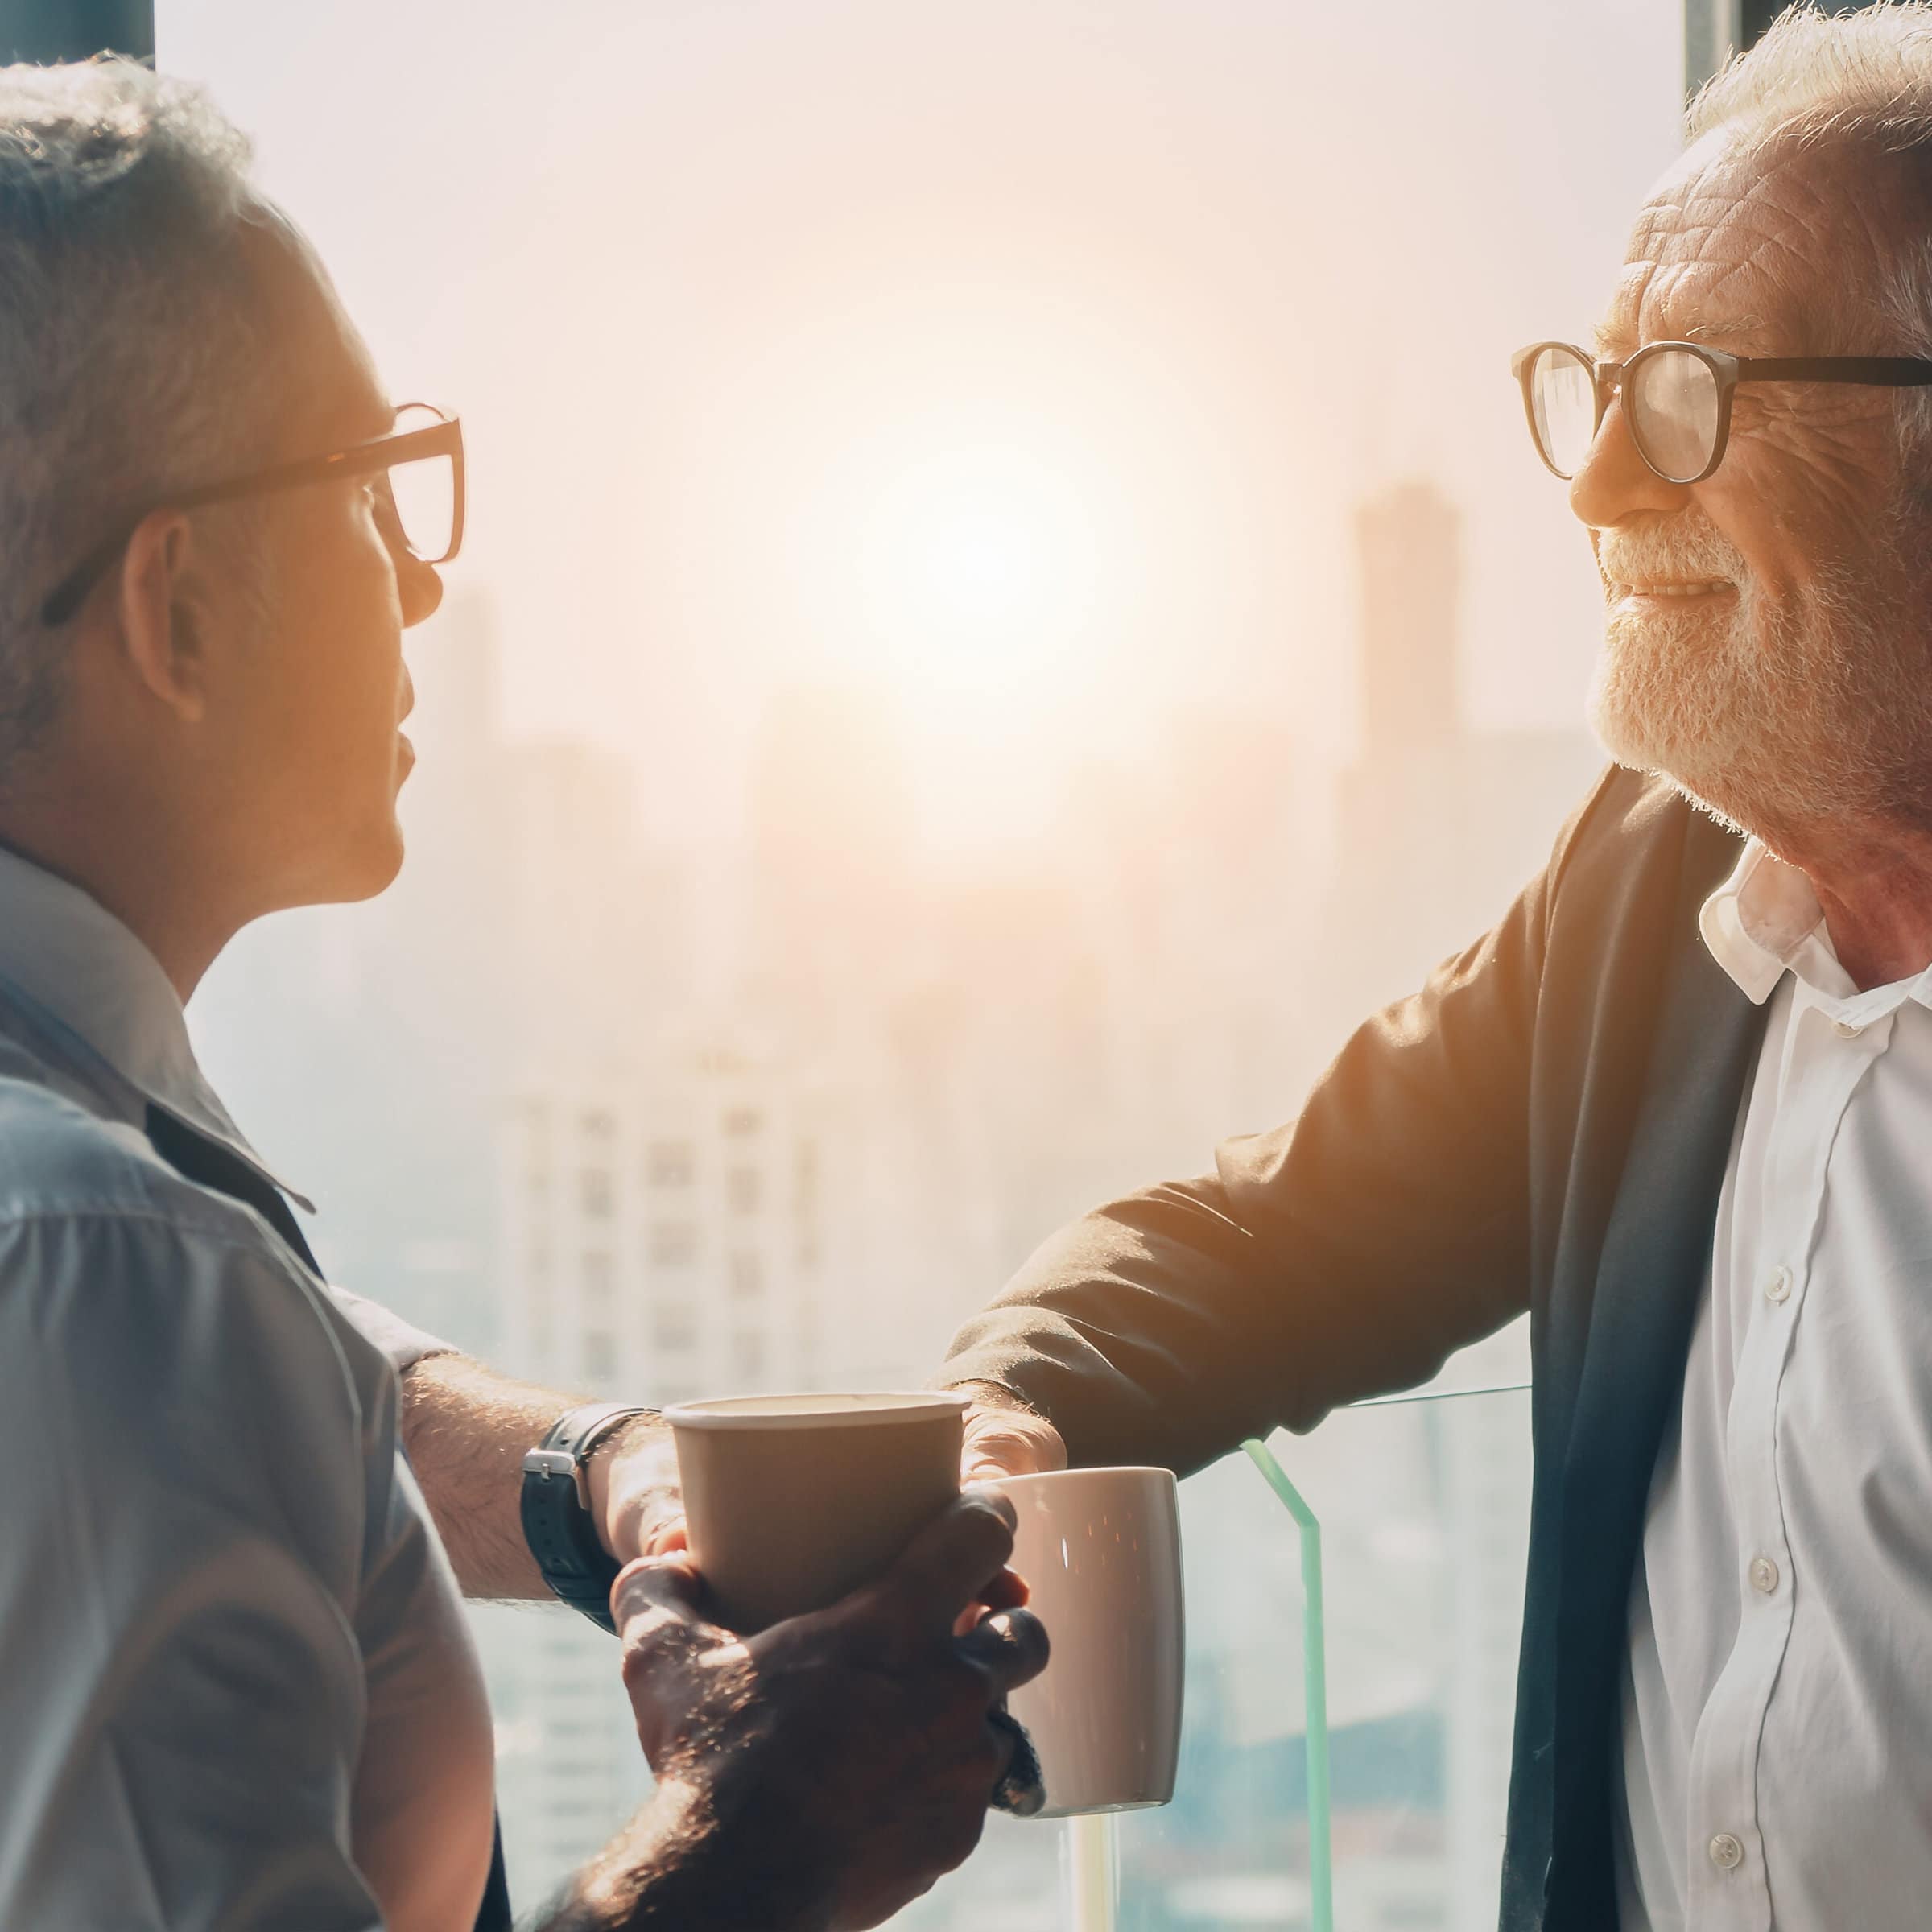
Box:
[0,0,155,64]
[1684,0,1740,100]
[1695,0,1869,98]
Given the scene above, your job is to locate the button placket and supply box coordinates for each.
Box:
[1686,988,1847,1922]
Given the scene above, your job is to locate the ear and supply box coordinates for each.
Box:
[112,507,208,724]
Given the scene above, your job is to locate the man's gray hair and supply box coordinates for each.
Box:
[1689,4,1932,462]
[0,59,272,764]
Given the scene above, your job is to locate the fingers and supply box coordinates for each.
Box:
[952,1563,1029,1637]
[611,1554,715,1653]
[641,1514,690,1557]
[954,1607,1051,1695]
[860,1490,1018,1643]
[979,1565,1030,1613]
[960,1397,1067,1484]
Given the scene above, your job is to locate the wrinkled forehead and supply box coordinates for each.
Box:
[1596,127,1904,359]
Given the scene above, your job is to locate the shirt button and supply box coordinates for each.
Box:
[1749,1556,1781,1594]
[1764,1267,1793,1304]
[1832,1018,1864,1038]
[1709,1832,1744,1871]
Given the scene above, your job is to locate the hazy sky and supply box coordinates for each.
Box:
[165,0,1685,851]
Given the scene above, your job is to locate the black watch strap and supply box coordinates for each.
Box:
[521,1402,659,1634]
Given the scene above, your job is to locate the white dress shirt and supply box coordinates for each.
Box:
[0,845,496,1931]
[1616,838,1932,1930]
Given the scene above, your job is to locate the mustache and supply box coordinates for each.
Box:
[1596,520,1748,588]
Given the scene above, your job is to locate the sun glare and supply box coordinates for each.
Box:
[857,444,1102,704]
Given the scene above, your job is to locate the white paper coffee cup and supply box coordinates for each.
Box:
[666,1390,965,1633]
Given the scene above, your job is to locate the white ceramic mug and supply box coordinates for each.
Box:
[993,1466,1185,1818]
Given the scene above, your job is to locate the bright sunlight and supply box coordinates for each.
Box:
[855,441,1104,707]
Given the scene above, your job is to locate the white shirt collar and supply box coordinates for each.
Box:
[0,843,312,1208]
[1699,835,1932,1019]
[1699,840,1843,1004]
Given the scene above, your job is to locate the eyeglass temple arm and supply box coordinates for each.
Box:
[1734,356,1932,386]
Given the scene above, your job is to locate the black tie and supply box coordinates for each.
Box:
[144,1104,514,1932]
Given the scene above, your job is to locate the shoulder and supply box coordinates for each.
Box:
[1548,765,1742,910]
[0,1075,219,1229]
[1552,764,1688,866]
[0,1079,386,1437]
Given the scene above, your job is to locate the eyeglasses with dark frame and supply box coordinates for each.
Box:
[38,401,465,628]
[1510,340,1932,486]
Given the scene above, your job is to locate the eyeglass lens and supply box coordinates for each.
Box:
[1528,345,1597,478]
[1527,344,1722,484]
[1625,349,1720,482]
[385,402,456,564]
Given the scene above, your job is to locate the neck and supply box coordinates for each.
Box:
[1769,816,1932,992]
[0,784,242,1004]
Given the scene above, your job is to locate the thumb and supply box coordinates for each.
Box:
[961,1400,1067,1484]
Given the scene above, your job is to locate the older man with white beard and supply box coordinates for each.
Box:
[935,7,1932,1929]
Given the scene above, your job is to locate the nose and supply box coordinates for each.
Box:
[396,547,444,629]
[1567,391,1691,532]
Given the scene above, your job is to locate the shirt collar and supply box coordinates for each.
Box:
[0,844,312,1209]
[1699,837,1858,1006]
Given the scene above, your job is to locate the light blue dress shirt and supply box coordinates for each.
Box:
[0,846,497,1931]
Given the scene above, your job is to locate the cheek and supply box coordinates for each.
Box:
[1690,478,1825,607]
[271,518,408,741]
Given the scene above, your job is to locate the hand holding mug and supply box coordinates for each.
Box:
[613,1492,1050,1930]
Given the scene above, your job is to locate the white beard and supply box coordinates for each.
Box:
[1586,515,1932,844]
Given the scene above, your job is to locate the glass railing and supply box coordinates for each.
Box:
[476,1365,1535,1930]
[886,1374,1534,1932]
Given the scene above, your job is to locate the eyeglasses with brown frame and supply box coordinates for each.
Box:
[38,402,464,628]
[1510,340,1932,486]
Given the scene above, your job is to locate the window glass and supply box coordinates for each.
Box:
[647,1221,697,1267]
[647,1140,695,1188]
[175,0,1682,1920]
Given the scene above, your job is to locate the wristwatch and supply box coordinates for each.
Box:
[520,1402,660,1633]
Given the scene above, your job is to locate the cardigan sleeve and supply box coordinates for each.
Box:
[936,769,1623,1476]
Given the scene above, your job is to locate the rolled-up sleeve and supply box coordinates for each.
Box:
[0,1208,386,1930]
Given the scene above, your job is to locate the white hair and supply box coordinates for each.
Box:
[1690,2,1932,147]
[1689,5,1932,461]
[0,59,276,762]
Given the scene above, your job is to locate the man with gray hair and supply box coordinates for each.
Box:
[943,5,1932,1926]
[0,58,1046,1932]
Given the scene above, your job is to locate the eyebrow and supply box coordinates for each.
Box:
[1591,314,1777,360]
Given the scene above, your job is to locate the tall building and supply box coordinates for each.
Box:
[1329,479,1603,1008]
[486,1028,916,1906]
[493,1036,846,1408]
[1356,481,1463,758]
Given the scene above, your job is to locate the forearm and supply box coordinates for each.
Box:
[398,1352,675,1600]
[943,848,1567,1473]
[536,1781,830,1932]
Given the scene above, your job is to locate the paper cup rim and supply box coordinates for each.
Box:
[663,1390,968,1431]
[977,1465,1177,1487]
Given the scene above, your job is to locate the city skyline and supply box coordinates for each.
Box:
[160,0,1682,857]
